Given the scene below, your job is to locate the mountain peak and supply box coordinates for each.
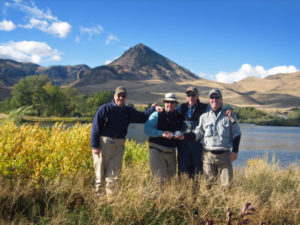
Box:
[110,43,164,68]
[109,43,197,80]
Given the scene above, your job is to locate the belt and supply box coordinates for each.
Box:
[205,150,230,154]
[204,147,230,154]
[101,136,124,140]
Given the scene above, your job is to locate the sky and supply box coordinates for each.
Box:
[0,0,299,83]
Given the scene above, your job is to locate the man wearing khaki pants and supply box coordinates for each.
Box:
[180,89,241,187]
[144,93,182,181]
[91,86,157,199]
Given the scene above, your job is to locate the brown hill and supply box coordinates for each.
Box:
[0,59,39,86]
[109,43,198,81]
[72,44,197,89]
[0,44,299,112]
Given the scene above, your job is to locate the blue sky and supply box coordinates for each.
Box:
[0,0,299,83]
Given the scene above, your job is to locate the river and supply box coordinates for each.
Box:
[126,123,300,167]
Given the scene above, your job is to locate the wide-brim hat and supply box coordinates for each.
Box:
[162,93,178,103]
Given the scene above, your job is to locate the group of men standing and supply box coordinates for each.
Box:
[91,86,241,199]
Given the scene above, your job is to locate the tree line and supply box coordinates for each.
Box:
[0,75,114,117]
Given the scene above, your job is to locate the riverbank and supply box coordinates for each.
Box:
[1,114,299,127]
[0,114,92,123]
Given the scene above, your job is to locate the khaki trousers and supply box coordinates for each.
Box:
[203,151,233,187]
[93,136,125,196]
[149,144,176,180]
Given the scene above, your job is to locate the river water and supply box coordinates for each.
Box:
[126,123,300,167]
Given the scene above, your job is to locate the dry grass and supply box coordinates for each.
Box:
[0,158,299,225]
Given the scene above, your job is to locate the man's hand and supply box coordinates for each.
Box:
[176,134,185,140]
[225,108,233,118]
[155,106,163,112]
[151,103,158,107]
[92,148,101,157]
[225,108,236,123]
[162,131,173,139]
[230,152,238,162]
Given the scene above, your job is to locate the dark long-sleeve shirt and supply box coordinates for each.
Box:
[91,101,155,148]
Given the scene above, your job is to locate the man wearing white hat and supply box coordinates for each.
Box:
[144,93,182,180]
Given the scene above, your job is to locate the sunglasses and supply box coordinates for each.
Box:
[210,96,220,100]
[165,101,176,104]
[187,94,196,97]
[117,93,127,98]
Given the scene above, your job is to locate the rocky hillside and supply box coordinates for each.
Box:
[0,59,39,86]
[0,59,90,88]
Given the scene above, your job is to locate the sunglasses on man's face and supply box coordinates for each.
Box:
[117,93,127,98]
[165,101,176,104]
[210,95,220,100]
[187,94,196,97]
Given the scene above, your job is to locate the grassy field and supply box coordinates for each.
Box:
[0,121,299,224]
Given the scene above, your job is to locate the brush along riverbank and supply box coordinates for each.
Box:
[0,121,299,224]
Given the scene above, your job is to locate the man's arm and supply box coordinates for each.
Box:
[231,135,241,162]
[129,105,157,123]
[91,105,107,149]
[230,114,241,162]
[144,111,162,137]
[181,115,205,141]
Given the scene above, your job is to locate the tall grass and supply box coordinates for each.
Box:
[0,121,299,224]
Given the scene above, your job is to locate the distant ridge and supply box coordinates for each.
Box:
[0,58,90,87]
[0,44,300,112]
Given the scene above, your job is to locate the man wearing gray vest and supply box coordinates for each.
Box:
[180,89,241,187]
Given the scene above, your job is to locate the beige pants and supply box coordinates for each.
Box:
[203,151,233,187]
[149,144,176,180]
[93,136,125,196]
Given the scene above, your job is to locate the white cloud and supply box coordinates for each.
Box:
[0,19,16,31]
[215,64,298,83]
[0,40,62,64]
[105,60,112,65]
[5,0,71,38]
[80,25,103,39]
[105,35,120,45]
[11,0,57,21]
[47,21,71,38]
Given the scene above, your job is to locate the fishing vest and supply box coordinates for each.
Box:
[149,110,182,148]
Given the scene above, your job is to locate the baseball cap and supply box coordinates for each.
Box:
[115,86,127,95]
[186,86,199,95]
[208,89,222,98]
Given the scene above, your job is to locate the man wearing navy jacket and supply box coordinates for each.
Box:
[91,86,157,198]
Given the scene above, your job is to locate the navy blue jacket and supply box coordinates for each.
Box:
[91,101,155,148]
